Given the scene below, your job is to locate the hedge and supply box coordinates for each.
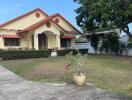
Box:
[0,50,51,60]
[127,43,132,48]
[57,49,88,56]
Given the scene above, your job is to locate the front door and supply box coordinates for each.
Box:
[38,33,48,50]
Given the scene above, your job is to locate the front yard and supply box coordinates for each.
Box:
[0,54,132,96]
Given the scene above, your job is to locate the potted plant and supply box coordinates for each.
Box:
[66,51,87,86]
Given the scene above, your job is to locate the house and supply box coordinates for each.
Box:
[0,8,81,50]
[76,30,120,53]
[75,29,132,56]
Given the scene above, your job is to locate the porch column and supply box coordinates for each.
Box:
[0,36,4,49]
[71,39,76,48]
[34,34,39,50]
[56,34,61,49]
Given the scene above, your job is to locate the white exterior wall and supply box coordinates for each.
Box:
[75,42,94,53]
[127,49,132,56]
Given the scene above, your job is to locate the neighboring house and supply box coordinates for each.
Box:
[0,8,81,50]
[75,29,132,56]
[120,35,132,56]
[75,30,119,53]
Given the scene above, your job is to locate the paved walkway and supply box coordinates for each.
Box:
[0,65,132,100]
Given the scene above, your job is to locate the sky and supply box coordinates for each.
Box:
[0,0,80,29]
[0,0,131,34]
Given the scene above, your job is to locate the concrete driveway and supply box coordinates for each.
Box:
[0,65,132,100]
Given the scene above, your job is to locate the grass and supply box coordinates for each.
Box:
[0,54,132,96]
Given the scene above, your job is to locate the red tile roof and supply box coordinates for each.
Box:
[18,17,69,34]
[0,8,81,35]
[0,8,48,28]
[21,17,51,32]
[61,35,75,39]
[2,34,21,38]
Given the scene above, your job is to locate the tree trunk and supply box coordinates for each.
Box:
[121,27,132,38]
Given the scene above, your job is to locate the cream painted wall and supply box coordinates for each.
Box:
[0,37,4,49]
[47,34,56,49]
[26,33,32,49]
[20,37,27,48]
[34,21,61,50]
[0,30,20,49]
[53,16,75,32]
[52,16,78,49]
[1,11,47,30]
[0,30,17,35]
[20,31,35,49]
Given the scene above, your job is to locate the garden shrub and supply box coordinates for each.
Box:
[102,32,119,54]
[57,49,88,56]
[127,43,132,48]
[78,49,88,54]
[0,50,51,60]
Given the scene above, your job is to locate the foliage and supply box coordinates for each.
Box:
[0,50,51,60]
[66,51,87,74]
[119,43,126,54]
[128,37,132,42]
[99,46,104,54]
[90,33,99,53]
[73,0,132,37]
[57,49,78,56]
[126,37,132,48]
[102,32,119,54]
[57,49,88,56]
[75,37,87,43]
[127,43,132,48]
[127,81,132,92]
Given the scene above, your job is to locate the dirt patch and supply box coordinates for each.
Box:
[24,60,66,79]
[120,58,132,64]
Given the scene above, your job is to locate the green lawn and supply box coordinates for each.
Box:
[0,54,132,96]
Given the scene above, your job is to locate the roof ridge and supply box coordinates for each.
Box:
[50,13,82,34]
[50,13,59,17]
[0,8,48,28]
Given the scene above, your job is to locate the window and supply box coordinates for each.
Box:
[4,38,20,46]
[61,39,71,47]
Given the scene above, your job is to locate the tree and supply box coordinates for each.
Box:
[102,32,119,54]
[73,0,132,37]
[90,33,99,53]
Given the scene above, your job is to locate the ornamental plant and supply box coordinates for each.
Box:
[127,81,132,92]
[66,51,87,75]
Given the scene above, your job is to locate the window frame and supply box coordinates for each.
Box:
[4,38,20,46]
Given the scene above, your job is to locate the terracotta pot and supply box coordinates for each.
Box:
[73,72,86,86]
